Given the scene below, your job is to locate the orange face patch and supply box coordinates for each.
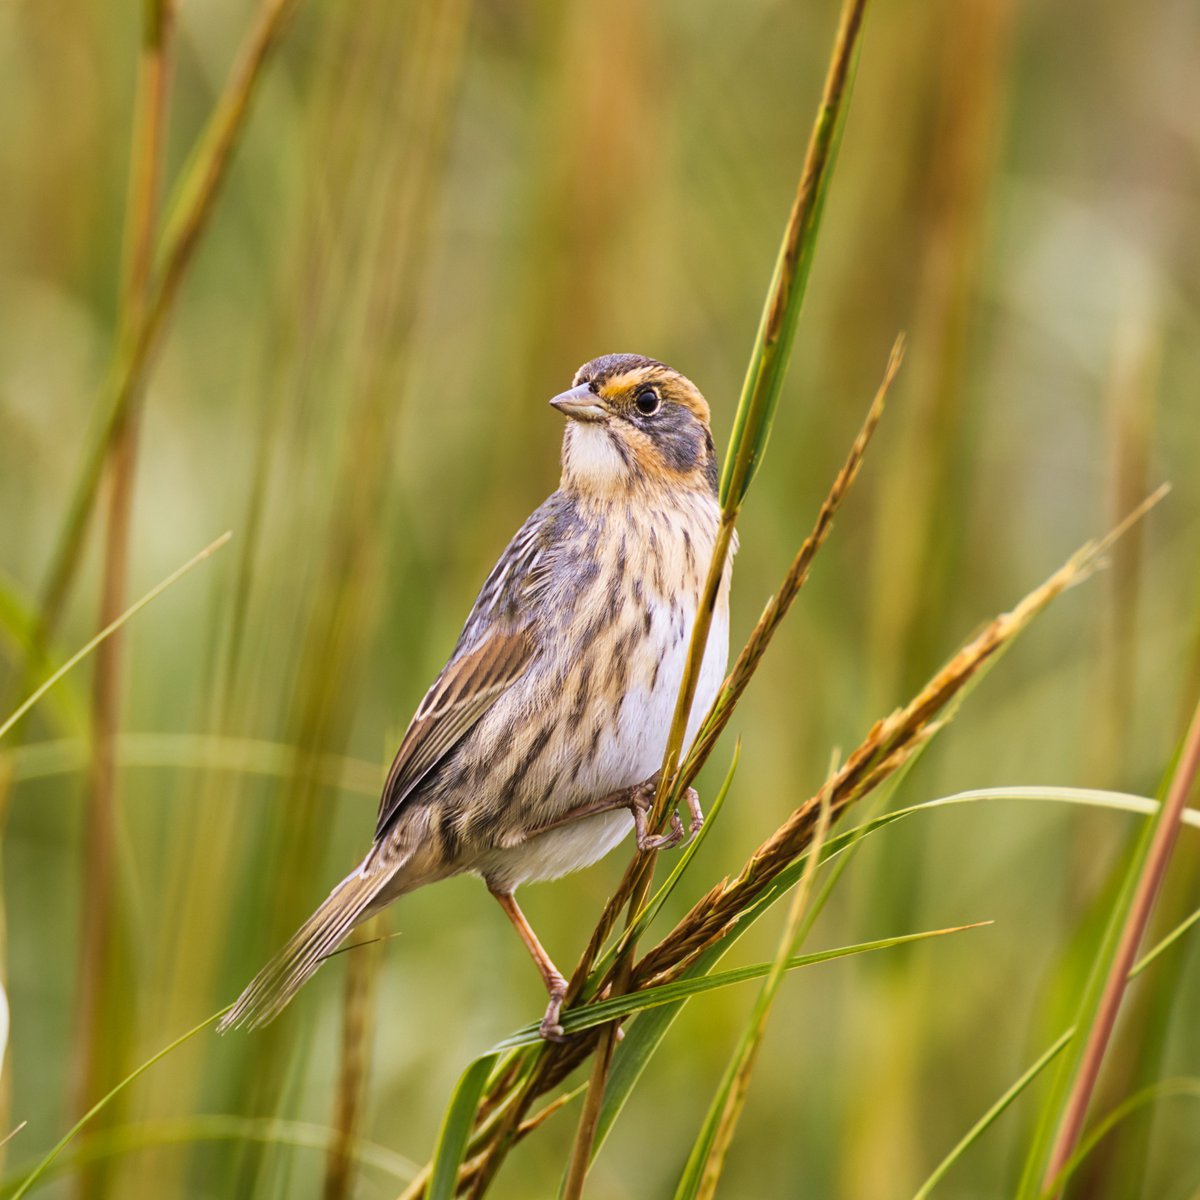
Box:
[596,366,712,429]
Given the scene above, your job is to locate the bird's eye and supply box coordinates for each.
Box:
[634,386,660,416]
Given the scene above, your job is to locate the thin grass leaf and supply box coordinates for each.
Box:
[6,734,382,797]
[717,5,871,510]
[1029,696,1200,1197]
[652,0,873,840]
[0,582,83,738]
[501,925,987,1053]
[676,773,835,1200]
[0,1127,26,1157]
[7,1009,227,1200]
[570,923,984,1160]
[597,784,1196,1183]
[428,1055,500,1200]
[912,893,1200,1199]
[0,533,231,743]
[1046,1079,1200,1195]
[559,0,889,1158]
[911,1031,1074,1200]
[0,1116,419,1193]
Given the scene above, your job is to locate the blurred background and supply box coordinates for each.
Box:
[2,0,1199,1196]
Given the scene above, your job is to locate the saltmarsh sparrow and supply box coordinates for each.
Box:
[221,354,733,1040]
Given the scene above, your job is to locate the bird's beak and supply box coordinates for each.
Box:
[549,385,607,423]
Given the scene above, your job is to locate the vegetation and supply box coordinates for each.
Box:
[2,1,1198,1197]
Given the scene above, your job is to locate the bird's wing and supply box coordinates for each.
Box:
[374,627,535,841]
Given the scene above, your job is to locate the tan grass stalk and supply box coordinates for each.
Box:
[324,922,380,1200]
[559,42,880,1174]
[37,0,302,650]
[73,1,176,1172]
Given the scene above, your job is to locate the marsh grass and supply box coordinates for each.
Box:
[2,1,1199,1199]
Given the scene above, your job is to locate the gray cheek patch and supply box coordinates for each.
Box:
[652,407,704,474]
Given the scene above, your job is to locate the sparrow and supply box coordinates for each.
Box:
[220,354,732,1040]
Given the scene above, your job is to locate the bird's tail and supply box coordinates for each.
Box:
[218,864,389,1032]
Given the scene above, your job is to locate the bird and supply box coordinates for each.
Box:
[220,353,733,1040]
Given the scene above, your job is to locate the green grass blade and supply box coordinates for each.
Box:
[0,532,231,743]
[494,924,987,1053]
[592,942,724,1154]
[584,785,1191,1173]
[674,784,834,1200]
[1044,1078,1200,1195]
[911,1031,1074,1200]
[581,924,985,1155]
[718,0,870,508]
[912,894,1200,1198]
[427,1054,499,1200]
[7,1009,227,1200]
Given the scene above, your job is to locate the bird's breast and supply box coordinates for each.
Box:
[551,496,730,801]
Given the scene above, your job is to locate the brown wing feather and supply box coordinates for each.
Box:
[373,629,534,840]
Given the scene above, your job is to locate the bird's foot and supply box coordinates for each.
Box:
[539,979,568,1042]
[629,780,704,851]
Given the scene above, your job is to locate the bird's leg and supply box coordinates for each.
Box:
[522,775,704,851]
[489,888,569,1042]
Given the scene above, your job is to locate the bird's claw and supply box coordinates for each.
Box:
[539,986,568,1042]
[630,783,704,852]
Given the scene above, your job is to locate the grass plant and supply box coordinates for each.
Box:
[2,1,1198,1198]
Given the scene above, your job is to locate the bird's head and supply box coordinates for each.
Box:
[551,354,717,498]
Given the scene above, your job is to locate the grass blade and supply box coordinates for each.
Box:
[674,777,835,1200]
[0,1116,419,1193]
[510,924,985,1053]
[912,889,1200,1198]
[6,1009,228,1200]
[1029,696,1200,1197]
[911,1031,1074,1200]
[428,1055,500,1200]
[0,533,231,744]
[1045,1079,1200,1195]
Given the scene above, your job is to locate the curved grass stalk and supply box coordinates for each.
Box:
[558,0,875,1184]
[4,734,382,797]
[6,1009,229,1200]
[0,1116,419,1194]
